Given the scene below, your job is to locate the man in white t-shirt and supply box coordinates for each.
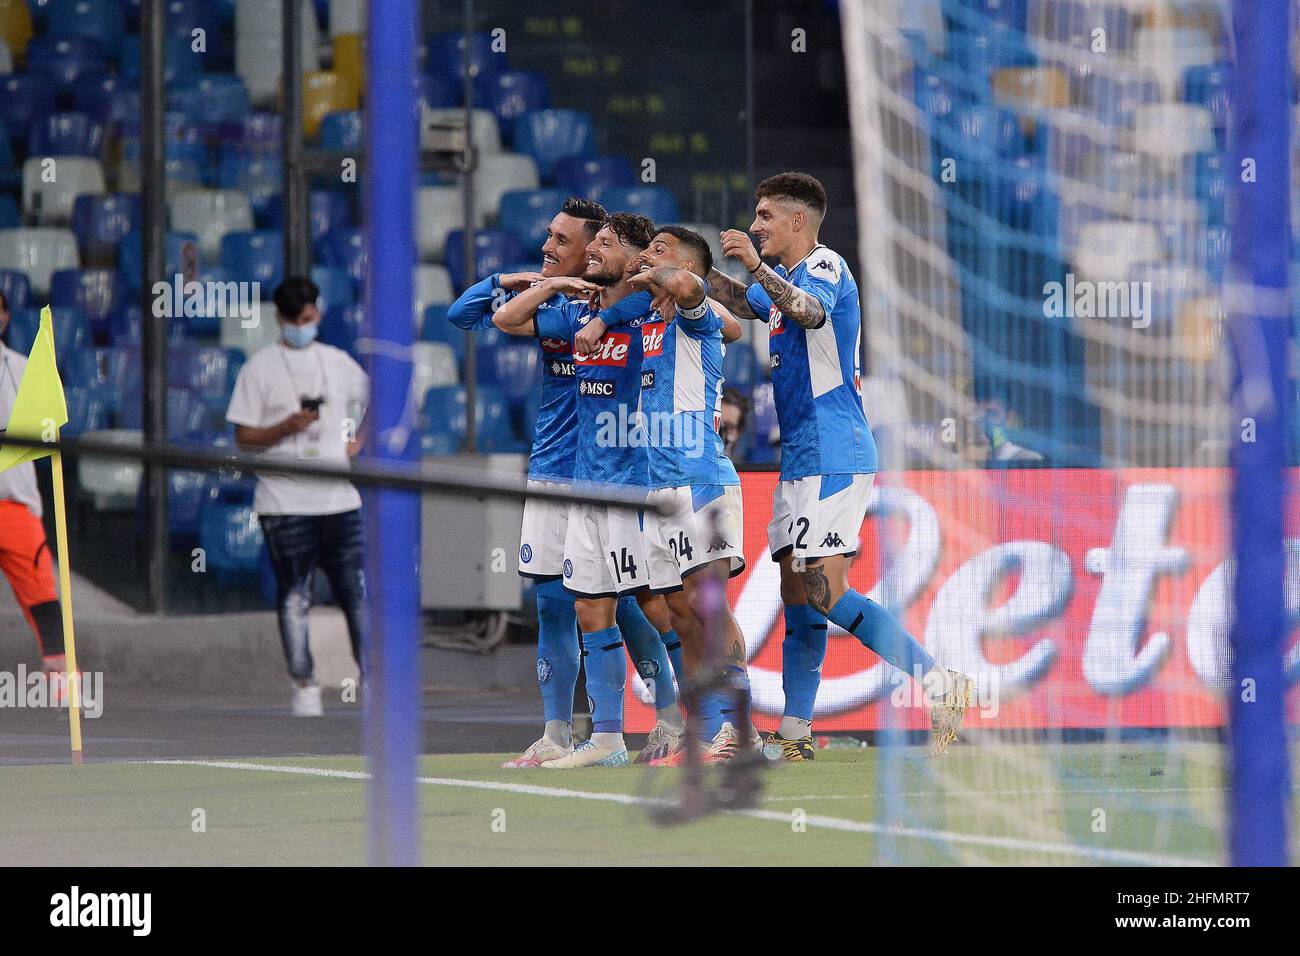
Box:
[0,290,69,698]
[226,277,370,716]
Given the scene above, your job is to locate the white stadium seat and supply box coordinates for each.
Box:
[330,0,366,37]
[77,429,143,509]
[22,156,106,226]
[1072,221,1163,284]
[0,227,80,297]
[169,189,256,262]
[1132,103,1216,167]
[236,0,321,107]
[472,153,539,227]
[413,264,454,326]
[424,108,502,156]
[416,186,463,262]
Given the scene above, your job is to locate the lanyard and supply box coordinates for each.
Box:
[277,343,329,403]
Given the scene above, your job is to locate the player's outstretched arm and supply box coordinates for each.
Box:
[705,267,758,320]
[492,276,594,337]
[446,272,545,330]
[719,229,826,329]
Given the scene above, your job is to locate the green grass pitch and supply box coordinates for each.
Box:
[2,743,1295,865]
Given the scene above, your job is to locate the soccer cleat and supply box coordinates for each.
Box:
[635,722,683,764]
[292,684,323,717]
[705,722,741,762]
[541,737,629,769]
[929,669,975,756]
[761,731,816,761]
[502,736,573,769]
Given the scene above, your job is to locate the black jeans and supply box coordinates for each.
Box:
[259,509,366,682]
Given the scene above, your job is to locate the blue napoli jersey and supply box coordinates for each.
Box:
[447,274,575,482]
[536,290,654,489]
[745,245,878,480]
[640,301,739,490]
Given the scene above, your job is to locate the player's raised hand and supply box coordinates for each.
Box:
[545,276,600,299]
[720,229,761,272]
[497,271,546,292]
[574,317,607,357]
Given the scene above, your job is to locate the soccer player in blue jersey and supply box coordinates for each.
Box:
[576,226,757,764]
[444,200,679,767]
[709,172,975,758]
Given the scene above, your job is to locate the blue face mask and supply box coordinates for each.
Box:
[282,322,318,348]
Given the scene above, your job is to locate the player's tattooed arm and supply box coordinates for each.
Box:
[629,265,706,309]
[802,561,833,614]
[711,299,744,343]
[705,268,759,320]
[492,276,596,337]
[751,263,826,330]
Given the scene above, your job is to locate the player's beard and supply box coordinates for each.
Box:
[585,261,624,286]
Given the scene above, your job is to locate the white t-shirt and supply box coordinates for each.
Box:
[225,341,369,516]
[0,343,43,519]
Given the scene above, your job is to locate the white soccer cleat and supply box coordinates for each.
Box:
[541,737,629,769]
[292,684,323,717]
[634,721,684,764]
[502,736,573,769]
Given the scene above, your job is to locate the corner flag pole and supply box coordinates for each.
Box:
[49,450,84,763]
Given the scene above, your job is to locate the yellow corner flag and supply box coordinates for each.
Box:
[0,305,83,763]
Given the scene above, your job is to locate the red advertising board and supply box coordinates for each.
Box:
[623,468,1300,732]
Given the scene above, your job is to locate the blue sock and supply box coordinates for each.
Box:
[616,596,677,710]
[698,690,726,741]
[827,590,935,679]
[782,604,828,721]
[581,625,626,734]
[719,664,751,730]
[535,579,580,725]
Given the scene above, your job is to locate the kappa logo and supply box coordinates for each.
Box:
[579,379,615,398]
[575,332,631,366]
[706,536,733,553]
[642,321,665,356]
[820,532,846,548]
[520,543,533,564]
[811,258,835,273]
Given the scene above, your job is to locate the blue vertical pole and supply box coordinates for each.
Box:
[1227,0,1292,866]
[363,0,420,866]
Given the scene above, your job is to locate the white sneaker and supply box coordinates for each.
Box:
[541,736,629,769]
[292,684,323,717]
[635,721,684,764]
[502,735,573,768]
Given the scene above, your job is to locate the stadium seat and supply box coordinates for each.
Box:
[198,500,265,582]
[409,342,460,412]
[234,111,284,149]
[167,469,209,540]
[49,267,121,339]
[117,229,200,293]
[426,31,503,84]
[1026,0,1132,52]
[169,189,255,262]
[490,342,540,400]
[0,75,57,147]
[332,33,364,102]
[1182,63,1229,143]
[76,428,143,509]
[319,109,362,151]
[1191,151,1226,224]
[235,0,319,107]
[413,264,454,324]
[217,148,283,224]
[108,302,186,346]
[170,75,253,128]
[1133,27,1215,100]
[4,305,89,359]
[474,70,549,144]
[303,71,359,139]
[63,384,111,435]
[220,230,284,290]
[513,109,596,181]
[1126,262,1211,328]
[318,301,362,356]
[420,385,465,455]
[1132,103,1215,168]
[600,186,681,225]
[473,153,539,226]
[1197,225,1228,284]
[947,20,1035,73]
[29,111,105,157]
[415,186,464,261]
[443,229,523,292]
[0,268,31,310]
[320,228,366,287]
[119,35,202,86]
[496,188,568,251]
[419,305,468,363]
[0,195,14,230]
[948,105,1027,161]
[22,156,105,226]
[0,227,79,296]
[72,193,141,267]
[424,107,502,156]
[25,36,109,90]
[554,155,635,205]
[310,264,353,315]
[0,0,33,60]
[991,66,1068,114]
[72,74,141,130]
[415,72,460,112]
[722,341,757,395]
[1077,67,1162,129]
[1071,221,1161,283]
[330,0,365,36]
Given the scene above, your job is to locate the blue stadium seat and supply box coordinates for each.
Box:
[474,70,549,144]
[7,306,92,365]
[117,230,200,292]
[319,303,363,357]
[46,0,127,53]
[949,105,1027,161]
[49,268,122,339]
[947,21,1035,72]
[426,31,504,84]
[0,197,15,229]
[913,67,969,124]
[443,229,523,292]
[748,381,779,463]
[72,193,141,266]
[513,109,597,181]
[945,0,1029,31]
[0,270,32,311]
[220,230,284,290]
[419,304,468,364]
[169,346,239,406]
[0,75,57,146]
[319,110,362,151]
[1198,226,1229,284]
[162,0,223,47]
[421,384,466,455]
[217,148,283,224]
[25,36,110,90]
[308,190,352,248]
[496,188,568,251]
[108,302,186,346]
[722,341,757,395]
[72,74,141,130]
[0,125,12,171]
[310,264,354,315]
[167,470,209,541]
[63,385,112,435]
[1079,69,1161,128]
[198,501,264,583]
[118,35,201,85]
[1183,63,1230,144]
[234,111,284,149]
[554,155,635,204]
[477,393,524,452]
[169,75,252,127]
[320,228,366,287]
[600,186,681,225]
[29,111,105,157]
[415,73,460,112]
[491,342,541,400]
[1190,151,1226,225]
[65,346,142,414]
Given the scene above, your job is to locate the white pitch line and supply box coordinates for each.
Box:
[144,759,1213,867]
[762,786,1228,802]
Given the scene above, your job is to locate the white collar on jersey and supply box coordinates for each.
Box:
[779,243,829,276]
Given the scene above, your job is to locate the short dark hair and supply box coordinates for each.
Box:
[603,212,656,251]
[755,171,828,218]
[654,225,713,276]
[272,276,320,320]
[560,196,607,237]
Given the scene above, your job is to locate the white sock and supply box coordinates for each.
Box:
[657,706,684,731]
[591,731,624,750]
[779,716,812,740]
[544,719,572,749]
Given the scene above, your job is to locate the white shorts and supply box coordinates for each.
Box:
[768,473,874,562]
[644,484,746,593]
[562,501,649,597]
[518,480,571,579]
